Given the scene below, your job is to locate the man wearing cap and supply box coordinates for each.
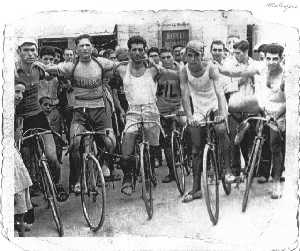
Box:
[15,39,67,199]
[180,40,231,203]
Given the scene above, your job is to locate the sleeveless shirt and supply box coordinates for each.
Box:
[186,64,218,122]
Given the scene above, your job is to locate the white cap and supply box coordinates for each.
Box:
[17,37,37,48]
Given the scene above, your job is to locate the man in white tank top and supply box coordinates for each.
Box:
[180,40,232,203]
[115,36,174,196]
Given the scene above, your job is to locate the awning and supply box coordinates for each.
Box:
[14,11,117,39]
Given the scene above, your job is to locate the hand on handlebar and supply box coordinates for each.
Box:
[187,115,199,127]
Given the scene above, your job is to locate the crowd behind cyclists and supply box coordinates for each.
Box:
[14,33,286,236]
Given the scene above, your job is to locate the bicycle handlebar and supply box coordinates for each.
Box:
[125,120,166,138]
[74,130,108,138]
[162,111,186,119]
[22,129,68,146]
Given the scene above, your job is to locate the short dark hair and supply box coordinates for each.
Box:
[233,40,249,52]
[75,34,93,46]
[39,96,51,105]
[147,47,159,56]
[54,47,62,55]
[39,46,55,58]
[264,43,284,58]
[210,40,225,51]
[127,35,147,50]
[173,44,183,50]
[103,49,114,58]
[159,47,172,55]
[257,44,267,53]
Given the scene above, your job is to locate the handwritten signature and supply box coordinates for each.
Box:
[266,2,298,11]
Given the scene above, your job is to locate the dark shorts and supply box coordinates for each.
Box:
[72,107,112,131]
[23,112,50,131]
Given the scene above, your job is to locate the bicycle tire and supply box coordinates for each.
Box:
[242,139,261,213]
[181,128,192,176]
[139,143,153,219]
[41,161,64,237]
[218,148,231,196]
[202,144,219,225]
[81,153,106,232]
[171,131,185,196]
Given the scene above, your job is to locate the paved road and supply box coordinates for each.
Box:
[21,152,294,249]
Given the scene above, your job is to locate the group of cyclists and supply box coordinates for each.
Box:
[14,32,286,236]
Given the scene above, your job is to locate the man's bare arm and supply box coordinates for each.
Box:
[209,65,228,118]
[179,67,193,120]
[45,62,74,78]
[218,65,259,78]
[96,57,116,71]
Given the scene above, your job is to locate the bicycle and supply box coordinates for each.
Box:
[200,112,232,225]
[21,128,66,236]
[162,111,189,196]
[73,129,109,232]
[238,115,283,212]
[122,110,165,219]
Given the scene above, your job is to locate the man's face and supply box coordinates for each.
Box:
[76,38,93,61]
[54,52,61,64]
[173,47,183,62]
[226,37,240,54]
[149,51,160,64]
[211,44,224,62]
[63,50,74,62]
[258,52,265,61]
[15,84,25,106]
[109,52,117,62]
[40,98,52,115]
[266,52,281,71]
[233,48,247,63]
[129,43,145,62]
[19,44,38,64]
[41,54,54,65]
[160,51,174,68]
[186,48,203,66]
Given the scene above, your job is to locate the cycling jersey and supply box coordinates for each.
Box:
[156,63,181,116]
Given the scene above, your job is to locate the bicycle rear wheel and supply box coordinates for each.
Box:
[171,131,185,196]
[81,153,106,231]
[202,144,219,225]
[41,161,64,237]
[139,143,153,219]
[181,128,192,176]
[242,139,261,212]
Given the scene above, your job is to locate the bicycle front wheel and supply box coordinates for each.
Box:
[171,131,185,196]
[41,161,64,237]
[202,144,219,225]
[139,143,153,219]
[81,153,106,232]
[242,139,261,213]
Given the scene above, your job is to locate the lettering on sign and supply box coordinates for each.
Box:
[162,30,189,49]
